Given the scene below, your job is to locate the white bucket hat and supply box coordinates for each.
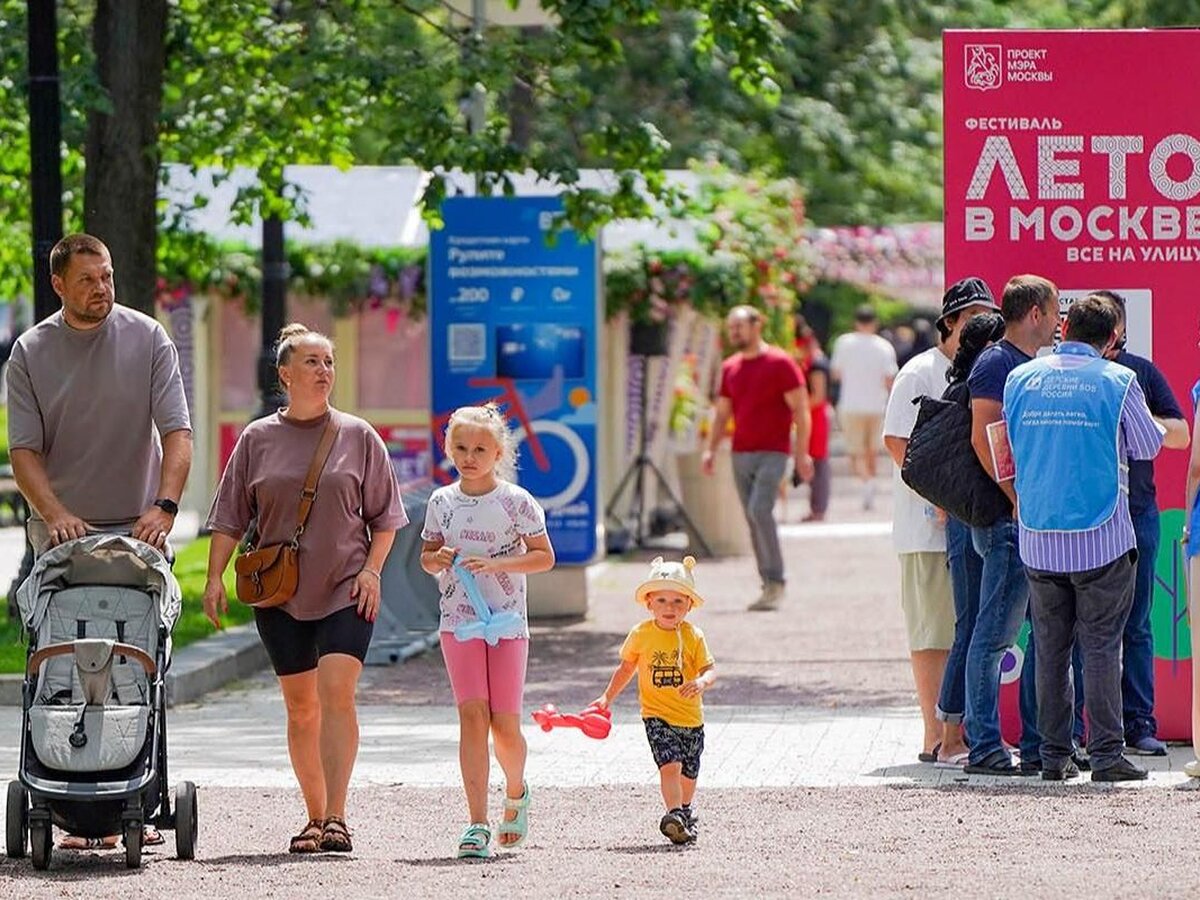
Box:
[635,555,704,608]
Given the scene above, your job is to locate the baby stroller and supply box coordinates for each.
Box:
[4,534,197,869]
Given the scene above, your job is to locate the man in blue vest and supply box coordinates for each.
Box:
[1095,291,1189,756]
[1004,295,1165,782]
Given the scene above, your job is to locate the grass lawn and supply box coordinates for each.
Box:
[0,535,248,675]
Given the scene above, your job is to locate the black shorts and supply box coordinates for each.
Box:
[644,717,705,780]
[253,605,374,677]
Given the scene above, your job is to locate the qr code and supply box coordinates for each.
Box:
[448,323,486,363]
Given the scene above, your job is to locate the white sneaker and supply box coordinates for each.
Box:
[748,581,785,611]
[1184,759,1200,779]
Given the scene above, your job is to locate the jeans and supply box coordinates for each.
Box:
[1027,553,1136,771]
[1123,505,1160,741]
[965,517,1031,764]
[731,451,790,585]
[936,517,982,724]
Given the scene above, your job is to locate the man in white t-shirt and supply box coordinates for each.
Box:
[882,277,1000,765]
[831,306,897,509]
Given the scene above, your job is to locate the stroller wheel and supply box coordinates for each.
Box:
[174,782,197,860]
[29,821,51,870]
[6,781,28,859]
[124,821,142,869]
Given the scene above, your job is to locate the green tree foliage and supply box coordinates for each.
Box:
[529,0,1176,225]
[0,0,795,300]
[3,0,1193,303]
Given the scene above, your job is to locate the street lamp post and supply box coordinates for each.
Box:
[27,0,64,324]
[255,214,288,419]
[12,1,65,618]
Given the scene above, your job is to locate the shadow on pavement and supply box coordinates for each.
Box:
[0,853,151,880]
[883,780,1171,796]
[395,854,521,867]
[606,843,693,855]
[196,852,352,867]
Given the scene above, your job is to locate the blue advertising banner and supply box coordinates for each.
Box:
[428,196,600,564]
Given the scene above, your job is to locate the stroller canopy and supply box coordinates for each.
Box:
[16,534,182,636]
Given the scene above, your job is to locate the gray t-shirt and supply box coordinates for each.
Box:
[7,305,192,526]
[206,408,409,621]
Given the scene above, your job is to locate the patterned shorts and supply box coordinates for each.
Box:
[643,717,705,780]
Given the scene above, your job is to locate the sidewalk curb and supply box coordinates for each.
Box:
[164,623,270,707]
[0,673,21,706]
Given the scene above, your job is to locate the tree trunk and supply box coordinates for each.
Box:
[84,0,167,316]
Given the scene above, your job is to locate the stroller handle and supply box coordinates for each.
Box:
[27,640,157,677]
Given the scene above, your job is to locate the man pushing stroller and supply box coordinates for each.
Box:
[6,233,192,850]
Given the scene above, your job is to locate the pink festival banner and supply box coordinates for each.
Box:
[945,29,1200,740]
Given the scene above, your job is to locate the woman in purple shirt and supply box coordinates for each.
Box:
[203,324,408,854]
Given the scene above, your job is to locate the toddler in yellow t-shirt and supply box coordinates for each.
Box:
[592,555,716,845]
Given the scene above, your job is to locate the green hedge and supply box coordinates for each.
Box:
[0,535,248,675]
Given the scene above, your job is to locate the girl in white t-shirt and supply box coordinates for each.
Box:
[419,404,555,859]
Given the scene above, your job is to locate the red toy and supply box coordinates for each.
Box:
[531,703,612,740]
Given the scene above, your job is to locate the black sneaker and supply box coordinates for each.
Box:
[659,810,691,844]
[1041,760,1080,781]
[680,807,699,830]
[1091,757,1149,783]
[1071,748,1092,772]
[1019,757,1042,776]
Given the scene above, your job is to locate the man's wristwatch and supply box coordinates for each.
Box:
[153,498,179,516]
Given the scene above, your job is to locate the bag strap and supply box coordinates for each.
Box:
[291,418,339,545]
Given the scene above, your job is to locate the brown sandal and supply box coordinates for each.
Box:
[289,818,325,854]
[319,816,352,853]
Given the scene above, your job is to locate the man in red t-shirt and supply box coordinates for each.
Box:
[702,306,813,610]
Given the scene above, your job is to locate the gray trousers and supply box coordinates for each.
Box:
[731,451,789,585]
[808,457,831,515]
[1027,552,1136,771]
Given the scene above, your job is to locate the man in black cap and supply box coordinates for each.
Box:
[934,277,1000,343]
[882,277,1000,763]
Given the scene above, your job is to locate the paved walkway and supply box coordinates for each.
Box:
[5,479,1200,897]
[2,480,1193,790]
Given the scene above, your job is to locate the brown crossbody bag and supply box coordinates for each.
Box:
[235,418,339,608]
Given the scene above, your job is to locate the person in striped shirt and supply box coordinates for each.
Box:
[1004,295,1165,783]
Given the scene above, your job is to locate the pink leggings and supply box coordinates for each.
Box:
[440,634,529,714]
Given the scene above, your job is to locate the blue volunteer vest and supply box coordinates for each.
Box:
[1003,342,1133,533]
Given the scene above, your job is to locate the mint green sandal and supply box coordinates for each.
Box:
[457,823,492,859]
[496,783,530,849]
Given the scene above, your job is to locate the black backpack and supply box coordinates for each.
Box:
[900,381,1012,527]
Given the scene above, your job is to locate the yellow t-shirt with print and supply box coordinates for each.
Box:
[620,619,714,728]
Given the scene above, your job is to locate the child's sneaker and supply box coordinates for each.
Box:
[659,809,691,845]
